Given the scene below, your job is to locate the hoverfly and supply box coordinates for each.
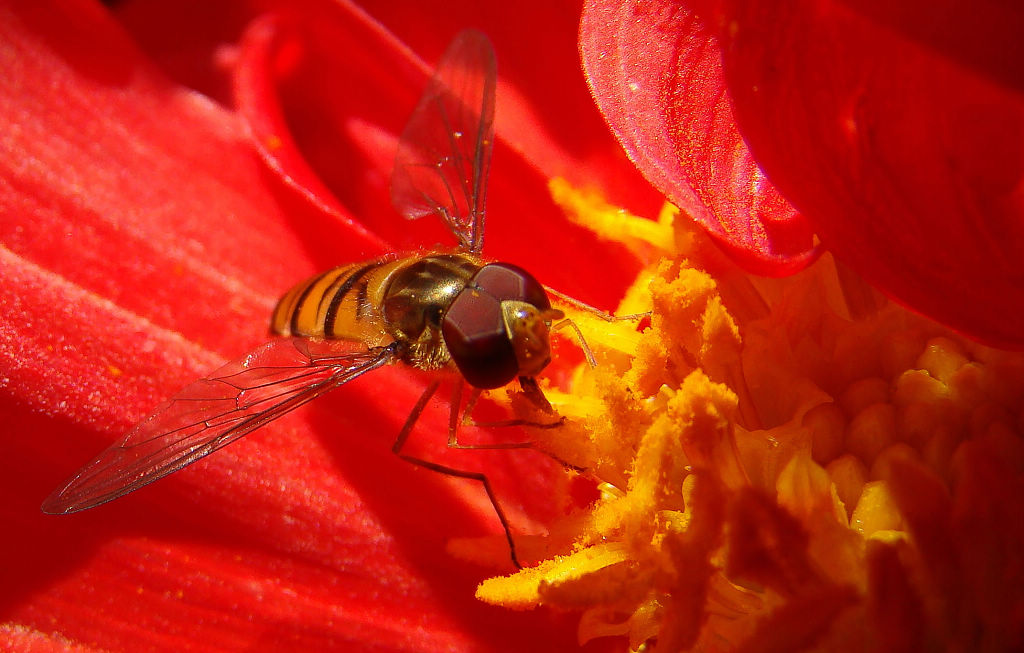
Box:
[42,30,575,567]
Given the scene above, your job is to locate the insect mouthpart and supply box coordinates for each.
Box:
[502,302,563,378]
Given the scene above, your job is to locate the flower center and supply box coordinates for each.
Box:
[469,180,1024,652]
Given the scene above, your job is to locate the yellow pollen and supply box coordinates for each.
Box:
[460,179,1024,652]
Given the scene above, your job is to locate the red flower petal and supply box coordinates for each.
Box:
[580,0,820,276]
[717,0,1024,347]
[255,0,649,306]
[0,624,100,653]
[116,0,653,308]
[360,0,666,217]
[0,2,604,650]
[233,12,388,256]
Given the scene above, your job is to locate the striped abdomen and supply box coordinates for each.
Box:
[271,253,482,360]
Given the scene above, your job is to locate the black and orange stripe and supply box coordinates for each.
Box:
[270,253,483,351]
[272,258,400,346]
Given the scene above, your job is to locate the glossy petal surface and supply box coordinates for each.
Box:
[580,0,819,276]
[583,0,1024,345]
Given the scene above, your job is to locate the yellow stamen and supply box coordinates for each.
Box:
[464,179,1024,652]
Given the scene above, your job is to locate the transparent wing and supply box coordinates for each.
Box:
[42,339,397,514]
[390,29,496,254]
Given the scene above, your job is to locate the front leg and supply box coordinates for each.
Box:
[451,378,563,441]
[545,286,650,368]
[448,379,581,474]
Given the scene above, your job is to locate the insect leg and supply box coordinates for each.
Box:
[391,379,441,455]
[449,378,562,440]
[447,379,582,475]
[392,378,523,569]
[552,318,597,368]
[545,286,650,369]
[544,286,651,322]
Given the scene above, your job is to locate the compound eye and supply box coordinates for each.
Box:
[472,263,550,310]
[441,289,518,389]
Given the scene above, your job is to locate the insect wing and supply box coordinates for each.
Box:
[390,29,496,254]
[42,339,396,514]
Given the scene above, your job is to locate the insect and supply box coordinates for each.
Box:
[42,30,582,567]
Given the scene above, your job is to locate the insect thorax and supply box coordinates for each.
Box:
[382,253,481,370]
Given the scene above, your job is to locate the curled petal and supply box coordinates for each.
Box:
[233,12,387,256]
[581,0,820,276]
[718,0,1024,347]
